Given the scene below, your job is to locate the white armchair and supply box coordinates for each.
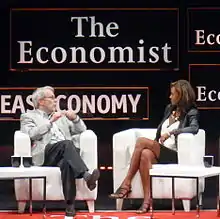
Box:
[113,128,205,212]
[13,130,98,213]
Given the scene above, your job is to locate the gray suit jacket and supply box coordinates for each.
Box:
[20,110,87,166]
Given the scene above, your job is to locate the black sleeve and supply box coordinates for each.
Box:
[170,108,199,135]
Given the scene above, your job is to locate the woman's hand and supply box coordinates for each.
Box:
[159,133,170,144]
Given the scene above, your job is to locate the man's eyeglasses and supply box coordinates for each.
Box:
[44,96,56,100]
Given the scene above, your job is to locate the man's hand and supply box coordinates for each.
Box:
[159,133,170,144]
[64,110,77,121]
[49,112,63,123]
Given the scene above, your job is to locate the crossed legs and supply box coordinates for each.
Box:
[44,140,100,218]
[110,137,160,212]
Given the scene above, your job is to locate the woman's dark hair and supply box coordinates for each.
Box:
[171,79,196,111]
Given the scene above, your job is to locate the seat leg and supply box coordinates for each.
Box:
[199,193,203,207]
[86,200,94,213]
[18,201,26,213]
[182,200,190,212]
[129,199,134,205]
[116,199,124,210]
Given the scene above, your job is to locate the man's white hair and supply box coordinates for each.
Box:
[32,86,54,109]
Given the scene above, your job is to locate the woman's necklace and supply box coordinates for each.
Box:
[171,110,180,121]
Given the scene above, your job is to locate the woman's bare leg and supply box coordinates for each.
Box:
[110,137,160,198]
[140,149,157,199]
[121,138,160,187]
[136,148,158,213]
[110,138,160,199]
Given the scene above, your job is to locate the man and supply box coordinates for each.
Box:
[20,86,100,219]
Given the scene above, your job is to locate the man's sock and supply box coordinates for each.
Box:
[83,171,91,182]
[83,169,100,191]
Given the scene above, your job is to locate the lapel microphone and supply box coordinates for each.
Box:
[48,112,55,120]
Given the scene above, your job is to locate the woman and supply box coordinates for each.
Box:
[109,79,199,213]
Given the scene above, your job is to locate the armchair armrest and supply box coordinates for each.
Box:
[177,129,205,166]
[113,129,137,190]
[79,130,98,171]
[14,130,31,157]
[113,128,157,173]
[14,129,98,170]
[113,129,137,167]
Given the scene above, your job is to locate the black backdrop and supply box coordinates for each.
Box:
[1,0,220,210]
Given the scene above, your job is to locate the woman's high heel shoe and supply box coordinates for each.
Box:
[136,201,151,214]
[109,186,132,199]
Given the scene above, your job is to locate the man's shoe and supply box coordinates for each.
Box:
[65,204,76,218]
[86,169,100,191]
